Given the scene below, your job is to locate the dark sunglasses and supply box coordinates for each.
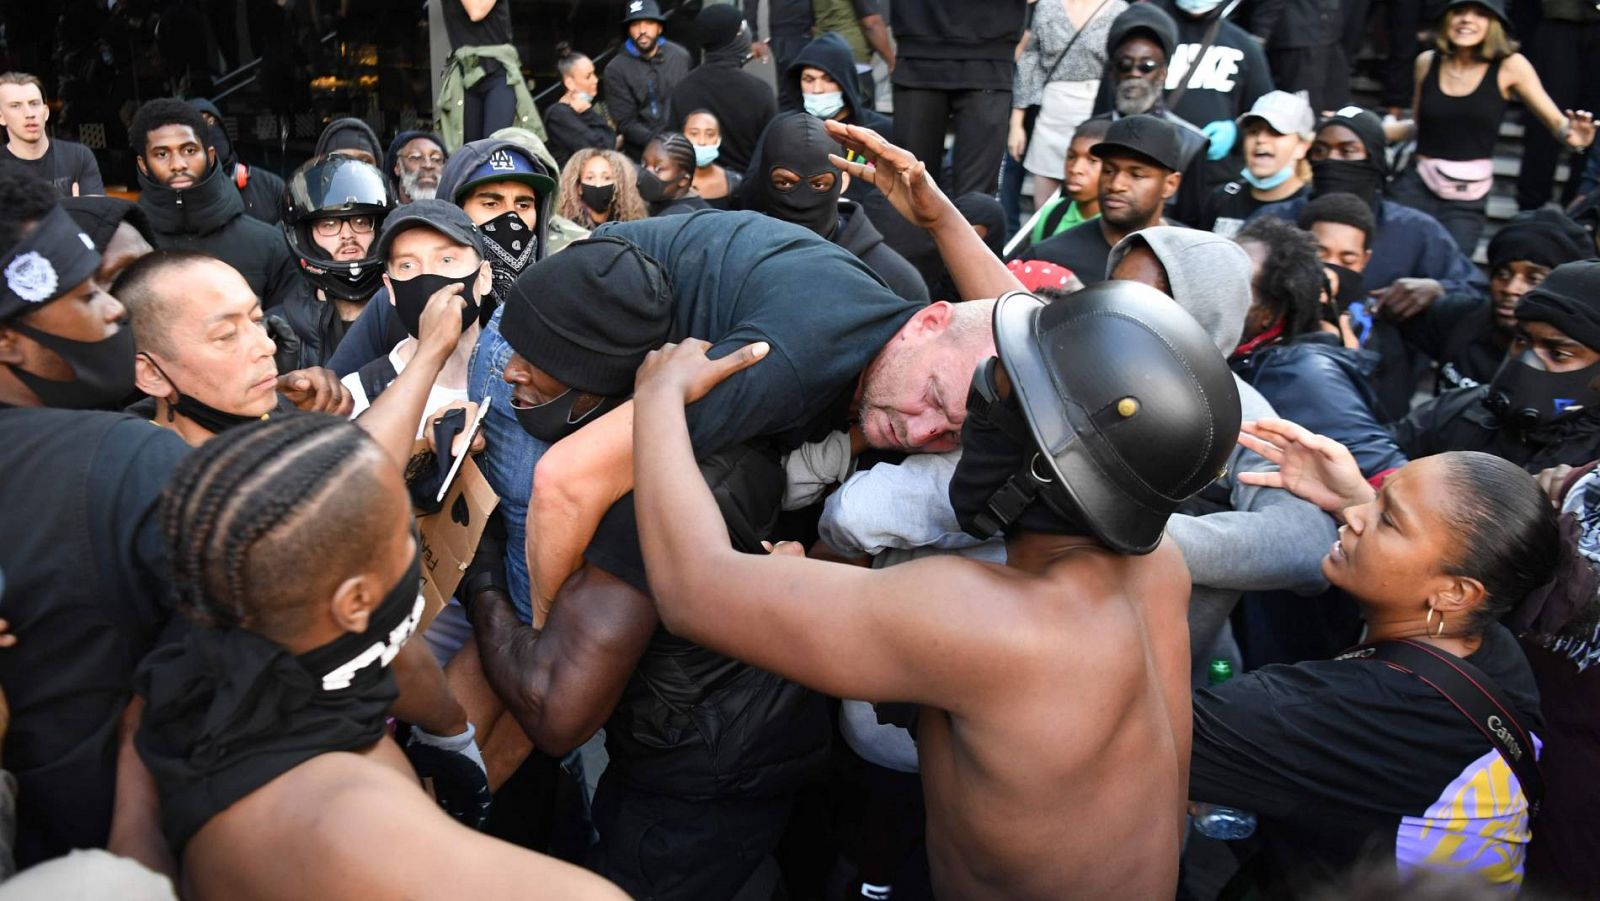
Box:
[1115,57,1161,75]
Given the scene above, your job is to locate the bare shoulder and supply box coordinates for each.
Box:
[1502,52,1536,81]
[1415,50,1434,74]
[192,747,626,900]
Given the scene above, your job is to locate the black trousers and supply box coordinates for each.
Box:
[892,86,1012,196]
[586,775,794,901]
[1268,44,1350,116]
[772,34,812,112]
[1516,21,1600,210]
[463,62,517,145]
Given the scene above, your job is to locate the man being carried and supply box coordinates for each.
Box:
[629,282,1241,898]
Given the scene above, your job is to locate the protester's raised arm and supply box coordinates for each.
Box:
[633,341,1026,709]
[825,120,1023,302]
[353,286,466,469]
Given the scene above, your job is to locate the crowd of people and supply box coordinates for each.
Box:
[2,0,1600,898]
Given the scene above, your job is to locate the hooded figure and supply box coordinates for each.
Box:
[741,113,927,302]
[384,129,447,204]
[785,32,893,135]
[663,5,776,173]
[186,98,287,225]
[314,117,385,167]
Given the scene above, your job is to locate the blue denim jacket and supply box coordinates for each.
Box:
[468,306,550,623]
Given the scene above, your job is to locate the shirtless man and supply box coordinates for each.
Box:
[629,277,1242,897]
[133,413,624,901]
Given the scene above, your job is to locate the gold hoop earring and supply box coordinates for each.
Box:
[1426,606,1445,638]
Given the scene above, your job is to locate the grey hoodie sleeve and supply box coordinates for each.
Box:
[1166,380,1336,596]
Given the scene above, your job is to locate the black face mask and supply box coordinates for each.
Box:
[947,358,1089,539]
[6,322,137,409]
[1484,348,1600,432]
[479,211,538,303]
[580,183,616,214]
[296,544,425,694]
[139,352,278,434]
[1310,159,1385,212]
[511,389,625,442]
[389,272,480,338]
[749,115,845,238]
[636,169,675,205]
[1321,262,1366,327]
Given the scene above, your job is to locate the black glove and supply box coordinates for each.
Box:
[458,509,509,623]
[402,722,493,830]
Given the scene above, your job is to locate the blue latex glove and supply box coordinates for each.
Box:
[1201,120,1237,161]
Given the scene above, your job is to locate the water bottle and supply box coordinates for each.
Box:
[1193,659,1257,841]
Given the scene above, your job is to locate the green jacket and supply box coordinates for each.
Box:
[436,44,546,152]
[813,0,873,63]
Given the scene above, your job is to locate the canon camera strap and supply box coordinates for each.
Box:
[1337,638,1544,813]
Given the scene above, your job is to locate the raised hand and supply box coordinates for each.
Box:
[1235,418,1376,515]
[277,367,354,415]
[823,119,953,230]
[1564,110,1596,150]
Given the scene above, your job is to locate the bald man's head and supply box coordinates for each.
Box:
[116,251,249,358]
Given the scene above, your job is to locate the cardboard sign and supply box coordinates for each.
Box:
[409,440,500,631]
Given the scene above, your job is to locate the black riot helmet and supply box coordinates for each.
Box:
[282,155,395,301]
[957,282,1241,554]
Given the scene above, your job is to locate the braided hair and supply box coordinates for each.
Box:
[648,132,697,186]
[161,414,391,636]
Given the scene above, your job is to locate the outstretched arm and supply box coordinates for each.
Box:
[632,341,1026,710]
[824,120,1023,303]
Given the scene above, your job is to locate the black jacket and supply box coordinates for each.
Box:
[833,199,928,303]
[784,32,893,134]
[604,41,693,157]
[137,163,304,310]
[888,0,1026,64]
[1392,385,1600,473]
[1232,332,1408,478]
[233,164,285,226]
[1395,293,1509,394]
[543,102,616,168]
[267,288,364,371]
[667,46,777,174]
[1246,0,1342,49]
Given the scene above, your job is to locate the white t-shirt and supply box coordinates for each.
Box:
[342,344,470,438]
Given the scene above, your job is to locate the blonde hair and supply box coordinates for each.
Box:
[0,72,44,95]
[1435,10,1518,61]
[558,149,648,224]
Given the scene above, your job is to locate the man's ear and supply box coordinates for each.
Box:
[329,573,380,634]
[381,273,395,303]
[1362,248,1374,268]
[134,155,149,178]
[0,325,24,366]
[905,300,956,339]
[475,260,493,300]
[134,351,174,400]
[1162,171,1182,201]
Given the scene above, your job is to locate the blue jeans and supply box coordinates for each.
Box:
[468,306,549,624]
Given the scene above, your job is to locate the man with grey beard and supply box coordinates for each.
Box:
[1090,5,1211,225]
[386,131,447,204]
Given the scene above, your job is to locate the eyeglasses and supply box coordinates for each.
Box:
[1114,57,1161,75]
[311,215,375,237]
[403,151,445,166]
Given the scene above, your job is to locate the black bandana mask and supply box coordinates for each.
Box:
[1321,263,1366,326]
[1310,159,1385,212]
[479,211,538,300]
[511,389,626,442]
[390,272,480,338]
[8,322,137,409]
[948,358,1090,540]
[1484,348,1600,432]
[296,544,426,694]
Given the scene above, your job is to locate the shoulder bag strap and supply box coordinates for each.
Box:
[1040,0,1118,87]
[1339,638,1544,812]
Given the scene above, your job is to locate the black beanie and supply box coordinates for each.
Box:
[60,196,155,253]
[1487,209,1590,270]
[696,4,744,49]
[499,237,673,396]
[1515,261,1600,352]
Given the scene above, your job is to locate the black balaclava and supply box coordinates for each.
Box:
[744,113,843,239]
[948,358,1091,539]
[1309,110,1388,213]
